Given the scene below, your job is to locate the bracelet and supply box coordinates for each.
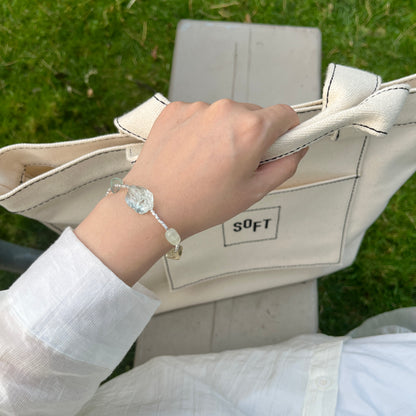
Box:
[105,178,183,260]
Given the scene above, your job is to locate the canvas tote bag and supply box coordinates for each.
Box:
[1,64,415,313]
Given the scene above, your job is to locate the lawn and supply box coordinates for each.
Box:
[1,0,415,378]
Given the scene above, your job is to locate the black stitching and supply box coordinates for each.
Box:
[394,121,416,126]
[260,86,410,165]
[165,173,362,290]
[114,118,147,141]
[165,260,347,291]
[373,75,381,95]
[16,169,130,213]
[336,137,368,262]
[325,64,337,109]
[0,134,130,164]
[153,94,169,106]
[20,163,57,184]
[2,148,127,200]
[260,128,340,164]
[165,135,368,290]
[352,123,387,135]
[259,116,413,166]
[297,109,321,115]
[114,95,167,140]
[360,86,410,106]
[22,162,56,167]
[296,84,413,116]
[355,136,367,176]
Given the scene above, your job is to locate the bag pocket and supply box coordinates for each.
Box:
[164,173,359,290]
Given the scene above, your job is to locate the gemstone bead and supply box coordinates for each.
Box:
[110,177,123,193]
[125,186,154,214]
[165,228,181,245]
[166,245,183,260]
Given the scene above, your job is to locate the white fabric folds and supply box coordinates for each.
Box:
[2,229,415,415]
[0,229,159,415]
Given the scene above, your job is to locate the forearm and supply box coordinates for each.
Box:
[0,229,159,415]
[0,98,304,414]
[75,190,172,287]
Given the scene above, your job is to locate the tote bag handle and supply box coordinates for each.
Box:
[115,64,410,165]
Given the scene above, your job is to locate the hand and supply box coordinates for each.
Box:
[76,99,306,285]
[124,99,305,239]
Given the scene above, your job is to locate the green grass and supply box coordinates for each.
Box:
[1,0,415,377]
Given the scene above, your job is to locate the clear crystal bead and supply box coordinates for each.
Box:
[125,186,154,214]
[110,177,123,193]
[165,228,181,245]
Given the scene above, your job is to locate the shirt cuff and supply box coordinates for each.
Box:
[8,228,160,369]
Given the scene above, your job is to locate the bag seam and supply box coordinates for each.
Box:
[114,119,147,141]
[114,94,168,141]
[2,149,127,202]
[165,260,351,290]
[352,123,387,135]
[360,85,410,106]
[153,94,169,106]
[0,134,129,162]
[16,169,130,214]
[325,64,337,109]
[373,75,381,94]
[394,121,416,126]
[166,147,366,291]
[260,127,343,164]
[20,163,58,184]
[298,109,320,114]
[261,88,410,164]
[335,136,368,267]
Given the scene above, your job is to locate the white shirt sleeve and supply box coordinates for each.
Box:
[0,228,160,416]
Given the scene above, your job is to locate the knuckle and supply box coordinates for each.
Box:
[184,101,208,118]
[166,100,184,113]
[190,100,208,111]
[240,112,265,136]
[212,98,235,111]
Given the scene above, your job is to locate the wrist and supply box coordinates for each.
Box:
[75,192,171,287]
[106,178,183,260]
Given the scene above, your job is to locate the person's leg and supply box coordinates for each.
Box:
[337,308,416,414]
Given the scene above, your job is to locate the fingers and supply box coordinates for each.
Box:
[161,100,209,124]
[252,147,308,196]
[160,99,300,171]
[232,102,263,111]
[165,100,261,120]
[207,99,299,156]
[256,104,300,151]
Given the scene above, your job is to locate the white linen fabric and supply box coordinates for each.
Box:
[0,229,415,415]
[337,334,416,415]
[0,229,160,415]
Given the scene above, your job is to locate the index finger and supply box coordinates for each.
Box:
[256,104,300,152]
